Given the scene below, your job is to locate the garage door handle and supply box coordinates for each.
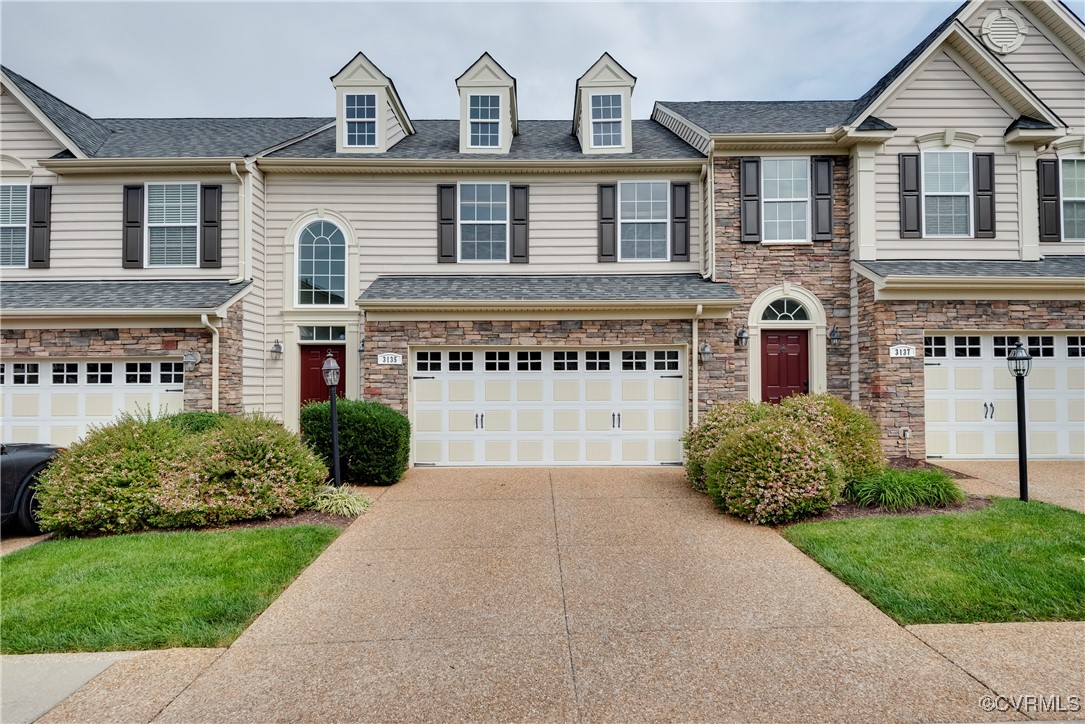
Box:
[989,402,994,420]
[983,402,990,419]
[611,413,616,429]
[480,413,484,429]
[617,412,621,428]
[475,413,479,429]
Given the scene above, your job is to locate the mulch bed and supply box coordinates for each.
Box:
[889,456,974,479]
[808,494,992,522]
[217,510,356,532]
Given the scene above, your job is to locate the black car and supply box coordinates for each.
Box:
[1,443,62,534]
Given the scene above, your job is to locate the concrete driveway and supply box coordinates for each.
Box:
[31,467,1081,722]
[937,459,1085,512]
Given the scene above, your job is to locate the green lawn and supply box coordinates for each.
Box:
[1,525,339,654]
[782,499,1085,624]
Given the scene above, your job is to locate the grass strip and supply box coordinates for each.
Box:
[1,524,338,653]
[782,498,1085,624]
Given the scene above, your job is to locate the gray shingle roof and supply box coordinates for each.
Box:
[360,274,736,302]
[1006,115,1057,132]
[859,257,1085,278]
[90,117,333,158]
[655,100,857,135]
[270,119,704,160]
[0,280,251,311]
[2,66,112,155]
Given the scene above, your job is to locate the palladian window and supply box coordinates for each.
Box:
[762,299,809,321]
[297,220,346,305]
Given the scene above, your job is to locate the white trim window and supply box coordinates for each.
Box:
[345,93,377,148]
[761,158,810,243]
[297,220,347,305]
[0,184,29,267]
[922,151,972,237]
[591,94,622,148]
[618,181,669,261]
[1062,157,1085,241]
[458,183,508,262]
[469,95,500,148]
[146,183,199,266]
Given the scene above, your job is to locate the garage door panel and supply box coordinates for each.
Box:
[1029,399,1057,423]
[416,410,442,433]
[553,380,579,401]
[1069,367,1085,390]
[955,400,985,423]
[517,410,544,432]
[553,440,580,462]
[622,409,648,431]
[51,394,79,417]
[621,380,648,401]
[654,409,681,432]
[517,380,543,402]
[1070,431,1085,455]
[1029,367,1057,390]
[485,380,511,402]
[448,410,476,432]
[447,440,477,463]
[954,368,984,390]
[485,409,511,432]
[50,426,80,446]
[585,380,612,402]
[553,410,580,432]
[448,380,476,402]
[654,379,682,401]
[622,440,649,462]
[415,380,442,402]
[517,440,544,462]
[485,440,512,463]
[85,394,114,417]
[1068,399,1085,423]
[1030,432,1059,455]
[585,409,612,432]
[11,395,38,417]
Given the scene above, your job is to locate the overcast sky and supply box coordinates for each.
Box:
[1,1,1038,122]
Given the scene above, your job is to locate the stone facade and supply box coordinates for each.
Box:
[1,304,245,413]
[363,317,727,415]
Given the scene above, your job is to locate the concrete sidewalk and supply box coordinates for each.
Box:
[938,459,1085,512]
[7,467,1083,722]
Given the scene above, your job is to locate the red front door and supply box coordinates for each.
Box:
[300,345,346,407]
[761,330,809,404]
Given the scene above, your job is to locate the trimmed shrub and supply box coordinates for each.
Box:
[683,401,774,493]
[35,413,185,535]
[311,486,371,517]
[705,418,843,525]
[166,411,231,435]
[300,398,410,486]
[150,415,327,529]
[777,394,885,485]
[846,468,965,511]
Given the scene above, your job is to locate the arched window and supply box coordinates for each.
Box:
[762,298,809,321]
[297,220,346,305]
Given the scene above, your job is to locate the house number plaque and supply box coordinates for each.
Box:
[377,353,403,365]
[890,345,917,358]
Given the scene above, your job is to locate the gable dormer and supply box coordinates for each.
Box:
[331,52,414,154]
[573,53,636,155]
[456,53,518,155]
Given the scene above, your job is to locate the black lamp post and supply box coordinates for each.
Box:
[321,351,342,487]
[1006,341,1032,502]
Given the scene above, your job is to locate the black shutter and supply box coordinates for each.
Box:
[972,154,995,239]
[122,185,144,268]
[670,183,690,261]
[200,185,222,268]
[598,183,617,262]
[510,185,529,263]
[899,153,921,238]
[1038,158,1061,242]
[739,158,760,243]
[811,157,834,241]
[437,185,457,263]
[28,185,51,268]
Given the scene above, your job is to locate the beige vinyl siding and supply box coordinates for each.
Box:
[873,51,1020,260]
[968,0,1085,131]
[243,167,281,414]
[0,90,63,181]
[385,101,406,149]
[1,178,241,279]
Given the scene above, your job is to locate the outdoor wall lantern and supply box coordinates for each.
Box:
[735,326,750,348]
[698,341,714,363]
[322,351,342,487]
[1007,340,1032,502]
[269,340,283,360]
[181,350,200,373]
[828,325,841,347]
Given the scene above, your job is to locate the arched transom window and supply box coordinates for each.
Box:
[762,298,809,321]
[297,220,346,305]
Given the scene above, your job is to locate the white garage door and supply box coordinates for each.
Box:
[1,359,186,446]
[411,347,687,466]
[924,333,1084,459]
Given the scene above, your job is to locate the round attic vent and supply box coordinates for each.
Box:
[981,8,1028,54]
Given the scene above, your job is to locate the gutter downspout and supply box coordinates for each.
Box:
[692,303,702,424]
[201,313,221,412]
[229,162,247,284]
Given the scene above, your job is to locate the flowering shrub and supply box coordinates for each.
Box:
[166,411,231,435]
[300,399,410,486]
[683,401,774,492]
[704,418,843,525]
[777,394,885,485]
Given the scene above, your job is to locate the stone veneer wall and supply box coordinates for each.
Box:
[712,155,853,400]
[363,318,726,415]
[854,272,1084,457]
[1,304,245,413]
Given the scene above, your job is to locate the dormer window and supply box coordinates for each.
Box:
[469,95,500,148]
[591,94,623,148]
[345,93,377,147]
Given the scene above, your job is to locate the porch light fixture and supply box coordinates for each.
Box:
[322,351,342,487]
[181,350,200,372]
[828,325,841,347]
[1007,340,1032,502]
[270,340,283,360]
[735,326,749,348]
[698,341,714,363]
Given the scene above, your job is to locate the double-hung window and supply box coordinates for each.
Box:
[147,183,199,266]
[922,151,972,237]
[1062,158,1085,241]
[459,183,508,261]
[762,158,809,242]
[345,93,377,147]
[591,94,622,148]
[469,95,500,148]
[0,184,28,267]
[618,181,668,261]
